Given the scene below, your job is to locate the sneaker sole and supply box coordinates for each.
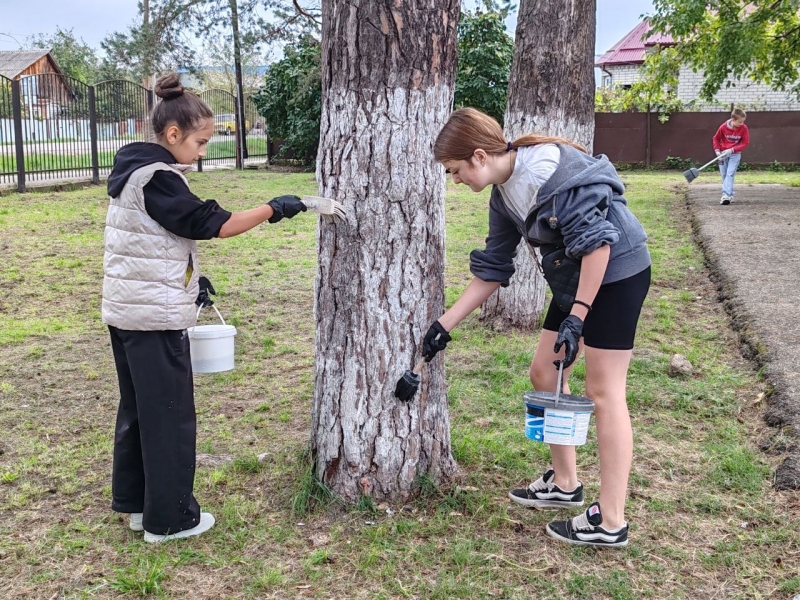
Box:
[720,199,730,205]
[144,514,215,543]
[508,491,584,510]
[545,524,628,547]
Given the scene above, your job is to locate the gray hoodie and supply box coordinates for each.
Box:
[470,144,650,286]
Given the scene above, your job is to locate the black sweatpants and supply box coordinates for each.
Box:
[108,326,201,535]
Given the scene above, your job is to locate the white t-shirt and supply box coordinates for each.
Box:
[497,144,561,222]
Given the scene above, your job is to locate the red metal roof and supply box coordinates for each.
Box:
[596,20,674,67]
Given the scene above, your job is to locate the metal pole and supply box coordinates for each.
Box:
[88,86,100,185]
[230,0,246,169]
[11,79,25,193]
[645,103,651,168]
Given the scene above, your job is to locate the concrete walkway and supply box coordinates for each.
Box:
[687,183,800,488]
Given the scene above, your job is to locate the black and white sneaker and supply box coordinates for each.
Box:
[546,502,628,548]
[508,469,584,509]
[720,195,731,205]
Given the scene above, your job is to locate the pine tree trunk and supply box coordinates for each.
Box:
[311,0,461,503]
[479,0,596,331]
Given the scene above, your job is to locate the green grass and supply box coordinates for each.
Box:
[0,150,118,173]
[0,169,799,599]
[0,138,266,176]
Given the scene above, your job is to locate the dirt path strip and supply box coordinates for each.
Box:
[687,183,800,488]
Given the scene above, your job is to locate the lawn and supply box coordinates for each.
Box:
[0,169,799,599]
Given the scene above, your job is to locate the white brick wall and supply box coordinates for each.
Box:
[600,63,799,111]
[674,64,798,111]
[604,65,643,86]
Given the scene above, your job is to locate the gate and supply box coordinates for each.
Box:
[244,95,267,160]
[94,80,153,175]
[1,79,270,192]
[199,89,236,167]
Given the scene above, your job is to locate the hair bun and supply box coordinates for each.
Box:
[154,73,185,100]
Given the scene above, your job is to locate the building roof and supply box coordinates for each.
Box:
[0,49,53,79]
[596,20,675,67]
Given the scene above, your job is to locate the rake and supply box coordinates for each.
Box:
[302,195,346,221]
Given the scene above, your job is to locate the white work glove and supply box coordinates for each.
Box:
[715,149,721,157]
[722,148,734,158]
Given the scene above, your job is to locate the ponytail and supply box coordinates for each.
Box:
[434,107,586,163]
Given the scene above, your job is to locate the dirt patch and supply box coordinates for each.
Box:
[686,183,800,489]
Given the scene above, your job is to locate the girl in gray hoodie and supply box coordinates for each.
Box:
[423,108,651,548]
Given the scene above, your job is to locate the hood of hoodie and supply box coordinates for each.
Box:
[107,142,185,198]
[536,144,625,206]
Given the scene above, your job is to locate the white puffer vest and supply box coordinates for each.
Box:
[102,162,200,331]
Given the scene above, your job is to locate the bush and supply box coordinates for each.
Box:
[664,156,693,170]
[253,36,321,166]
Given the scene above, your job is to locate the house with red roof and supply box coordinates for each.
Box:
[596,19,799,111]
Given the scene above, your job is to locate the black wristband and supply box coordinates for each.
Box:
[573,299,592,312]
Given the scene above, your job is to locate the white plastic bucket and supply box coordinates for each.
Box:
[188,306,237,373]
[524,392,594,446]
[523,360,595,446]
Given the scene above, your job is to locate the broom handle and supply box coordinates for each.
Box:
[412,358,426,374]
[698,153,725,172]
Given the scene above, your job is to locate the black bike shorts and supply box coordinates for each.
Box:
[542,266,651,350]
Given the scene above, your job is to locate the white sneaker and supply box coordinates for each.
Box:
[720,195,731,205]
[129,513,144,532]
[144,512,215,543]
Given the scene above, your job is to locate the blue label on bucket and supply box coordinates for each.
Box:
[525,414,545,441]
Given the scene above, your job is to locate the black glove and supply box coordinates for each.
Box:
[423,320,452,362]
[196,276,216,308]
[268,195,307,223]
[553,315,583,368]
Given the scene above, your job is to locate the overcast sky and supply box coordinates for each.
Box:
[0,0,654,62]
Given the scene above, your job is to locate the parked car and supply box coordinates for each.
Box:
[214,113,250,135]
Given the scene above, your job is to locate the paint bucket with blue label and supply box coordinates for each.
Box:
[524,360,595,446]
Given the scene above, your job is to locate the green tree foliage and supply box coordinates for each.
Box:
[25,28,99,83]
[648,0,800,101]
[0,79,12,119]
[248,1,515,162]
[454,0,515,123]
[101,0,320,85]
[596,48,688,121]
[252,35,321,165]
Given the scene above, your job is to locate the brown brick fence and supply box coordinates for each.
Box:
[594,111,800,166]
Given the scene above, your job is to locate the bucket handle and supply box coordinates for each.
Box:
[554,360,565,408]
[196,303,227,326]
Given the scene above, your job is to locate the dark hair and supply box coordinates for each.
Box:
[151,73,213,139]
[434,107,586,163]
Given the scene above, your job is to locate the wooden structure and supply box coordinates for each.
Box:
[0,50,73,118]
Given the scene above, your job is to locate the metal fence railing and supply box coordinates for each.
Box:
[0,74,15,188]
[0,74,268,193]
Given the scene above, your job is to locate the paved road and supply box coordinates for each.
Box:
[687,183,800,488]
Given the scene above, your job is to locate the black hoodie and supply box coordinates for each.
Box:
[107,142,231,240]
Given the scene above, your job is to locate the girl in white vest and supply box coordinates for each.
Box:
[103,73,308,543]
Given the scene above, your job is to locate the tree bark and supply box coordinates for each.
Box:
[479,0,596,331]
[312,0,460,503]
